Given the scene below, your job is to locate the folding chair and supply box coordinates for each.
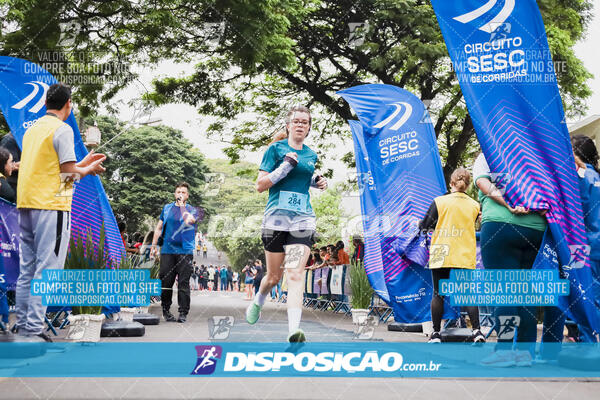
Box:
[368,294,382,318]
[380,307,394,322]
[304,293,318,308]
[44,306,72,336]
[332,295,352,315]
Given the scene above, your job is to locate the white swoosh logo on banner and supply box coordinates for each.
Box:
[11,81,50,113]
[453,0,497,23]
[453,0,515,33]
[374,102,413,131]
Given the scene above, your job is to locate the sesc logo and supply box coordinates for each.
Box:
[11,81,50,114]
[453,0,515,34]
[374,102,412,131]
[191,345,223,375]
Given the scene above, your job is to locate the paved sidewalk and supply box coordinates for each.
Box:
[0,290,598,399]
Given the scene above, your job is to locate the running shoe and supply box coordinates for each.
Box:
[480,350,516,367]
[245,303,261,325]
[428,331,442,343]
[472,329,486,343]
[287,328,306,343]
[163,309,176,322]
[515,350,533,367]
[37,332,54,342]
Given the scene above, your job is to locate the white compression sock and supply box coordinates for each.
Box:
[287,308,302,332]
[254,292,267,307]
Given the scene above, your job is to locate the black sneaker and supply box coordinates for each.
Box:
[163,310,176,322]
[428,331,442,343]
[37,332,53,342]
[10,324,19,334]
[177,314,187,323]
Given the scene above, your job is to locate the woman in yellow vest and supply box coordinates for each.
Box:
[418,167,485,343]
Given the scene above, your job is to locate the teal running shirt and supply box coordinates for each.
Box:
[259,139,318,231]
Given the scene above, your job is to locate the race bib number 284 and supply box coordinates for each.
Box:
[278,191,308,213]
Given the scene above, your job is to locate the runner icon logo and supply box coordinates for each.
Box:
[497,315,520,341]
[567,245,590,269]
[488,22,511,42]
[353,315,379,340]
[191,345,223,375]
[208,316,234,340]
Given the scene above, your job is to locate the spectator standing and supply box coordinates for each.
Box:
[208,265,215,290]
[242,263,253,300]
[0,132,21,197]
[335,240,350,265]
[0,147,17,203]
[14,84,106,341]
[474,152,546,366]
[232,270,239,291]
[190,261,199,291]
[352,236,364,263]
[227,266,234,291]
[199,265,208,290]
[220,265,228,291]
[252,259,264,296]
[151,182,199,323]
[418,168,484,344]
[214,265,220,291]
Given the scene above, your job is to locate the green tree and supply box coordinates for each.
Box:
[2,1,593,180]
[204,158,268,269]
[0,0,137,116]
[312,184,347,246]
[141,0,593,181]
[89,115,209,233]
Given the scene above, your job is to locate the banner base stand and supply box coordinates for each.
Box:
[101,321,145,337]
[440,328,473,342]
[133,313,160,325]
[387,322,423,333]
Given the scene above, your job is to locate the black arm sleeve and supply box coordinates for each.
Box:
[418,200,438,232]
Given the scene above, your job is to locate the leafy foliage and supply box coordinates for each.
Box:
[0,0,593,182]
[204,158,267,269]
[88,115,209,234]
[144,0,593,181]
[64,226,110,315]
[348,260,373,309]
[312,183,347,246]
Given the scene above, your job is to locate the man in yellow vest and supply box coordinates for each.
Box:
[14,83,106,341]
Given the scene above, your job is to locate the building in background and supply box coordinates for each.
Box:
[569,115,600,147]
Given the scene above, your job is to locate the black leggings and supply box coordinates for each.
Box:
[431,268,480,332]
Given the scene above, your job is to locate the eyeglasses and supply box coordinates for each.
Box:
[290,119,310,126]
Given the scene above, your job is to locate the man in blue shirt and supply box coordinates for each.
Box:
[151,182,198,323]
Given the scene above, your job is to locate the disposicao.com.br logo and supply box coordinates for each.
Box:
[222,351,441,374]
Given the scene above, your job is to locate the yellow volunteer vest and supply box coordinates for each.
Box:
[17,115,73,211]
[429,192,480,269]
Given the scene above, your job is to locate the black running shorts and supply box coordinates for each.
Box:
[261,229,315,253]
